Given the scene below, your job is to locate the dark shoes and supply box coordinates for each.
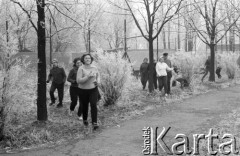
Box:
[92,122,99,130]
[83,120,89,126]
[49,102,55,106]
[56,103,63,108]
[83,120,99,130]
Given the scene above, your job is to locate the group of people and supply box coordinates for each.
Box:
[46,54,100,130]
[140,53,223,95]
[140,53,173,96]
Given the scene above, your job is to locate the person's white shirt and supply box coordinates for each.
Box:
[156,62,172,77]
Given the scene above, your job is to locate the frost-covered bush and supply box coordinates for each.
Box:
[237,55,240,68]
[218,52,240,79]
[93,50,132,106]
[0,33,18,140]
[4,65,37,122]
[171,52,206,86]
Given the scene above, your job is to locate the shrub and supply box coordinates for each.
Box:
[4,65,37,122]
[218,52,240,79]
[93,50,132,106]
[237,55,240,68]
[171,52,206,87]
[0,33,18,140]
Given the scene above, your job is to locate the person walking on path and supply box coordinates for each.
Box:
[140,58,149,90]
[47,59,66,108]
[77,54,100,130]
[163,53,172,94]
[153,59,158,89]
[201,56,211,82]
[67,57,83,119]
[156,57,173,96]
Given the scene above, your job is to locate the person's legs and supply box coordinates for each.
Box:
[56,83,64,107]
[69,86,78,112]
[153,75,158,89]
[79,89,90,126]
[97,88,101,102]
[141,77,145,89]
[158,76,164,91]
[142,78,148,90]
[166,72,172,94]
[201,68,209,82]
[77,88,83,117]
[49,83,57,105]
[216,67,222,79]
[163,76,168,95]
[89,88,98,124]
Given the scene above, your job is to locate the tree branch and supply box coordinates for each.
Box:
[10,0,38,32]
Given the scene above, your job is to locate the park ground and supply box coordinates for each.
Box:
[1,83,240,156]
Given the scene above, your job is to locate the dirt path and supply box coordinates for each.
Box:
[3,85,240,156]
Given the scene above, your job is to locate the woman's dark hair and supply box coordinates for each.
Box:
[81,54,94,64]
[73,57,81,67]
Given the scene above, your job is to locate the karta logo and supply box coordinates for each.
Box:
[142,127,238,155]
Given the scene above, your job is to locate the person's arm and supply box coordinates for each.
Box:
[155,63,160,76]
[62,68,66,83]
[94,68,101,87]
[166,64,173,71]
[46,69,52,83]
[96,69,100,84]
[67,69,75,83]
[77,67,91,84]
[140,64,143,74]
[169,60,172,68]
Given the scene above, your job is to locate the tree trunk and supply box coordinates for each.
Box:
[168,22,170,49]
[36,0,48,121]
[209,43,215,81]
[225,31,228,52]
[178,13,181,50]
[185,29,188,52]
[0,107,4,140]
[232,28,235,52]
[162,28,166,49]
[221,39,223,52]
[239,32,240,51]
[229,29,233,51]
[148,38,154,92]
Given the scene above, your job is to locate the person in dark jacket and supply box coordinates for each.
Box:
[163,53,172,94]
[140,58,149,90]
[67,57,82,119]
[153,59,158,89]
[47,59,66,108]
[201,56,211,82]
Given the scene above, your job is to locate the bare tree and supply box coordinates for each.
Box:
[79,0,105,52]
[10,0,48,121]
[9,4,34,51]
[186,0,240,81]
[9,0,86,122]
[125,0,184,92]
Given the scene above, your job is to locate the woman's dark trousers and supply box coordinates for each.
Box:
[79,87,98,124]
[69,86,82,116]
[158,76,168,94]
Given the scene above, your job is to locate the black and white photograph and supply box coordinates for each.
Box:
[0,0,240,155]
